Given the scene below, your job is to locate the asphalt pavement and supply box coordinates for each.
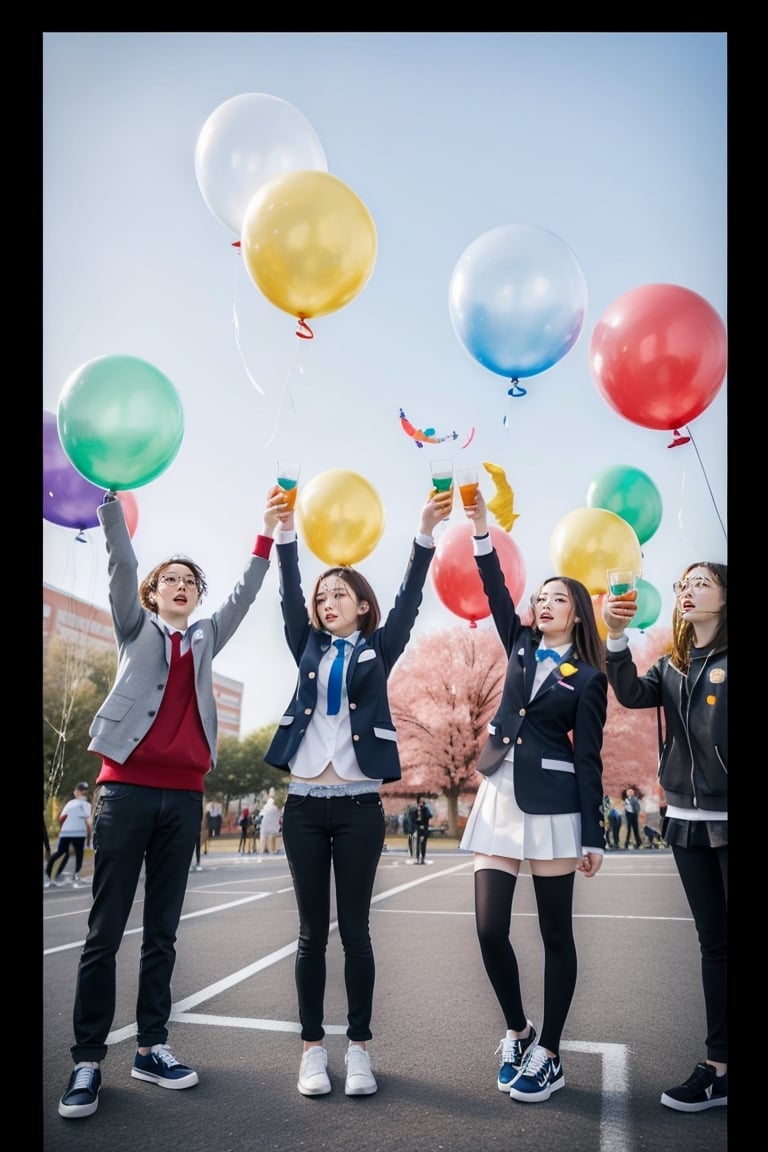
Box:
[42,838,728,1152]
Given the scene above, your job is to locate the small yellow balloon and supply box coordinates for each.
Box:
[549,507,642,595]
[297,469,385,565]
[591,593,610,641]
[241,170,377,319]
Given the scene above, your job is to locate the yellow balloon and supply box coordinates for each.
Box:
[240,170,377,319]
[297,469,385,565]
[549,507,642,594]
[591,593,610,641]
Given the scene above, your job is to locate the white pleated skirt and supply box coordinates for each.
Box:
[460,758,581,861]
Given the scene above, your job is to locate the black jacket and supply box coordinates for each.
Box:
[606,645,727,812]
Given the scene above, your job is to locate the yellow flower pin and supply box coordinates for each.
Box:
[559,663,577,677]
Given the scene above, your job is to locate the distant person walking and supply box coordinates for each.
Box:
[45,783,92,888]
[258,791,281,855]
[411,796,433,864]
[622,786,643,850]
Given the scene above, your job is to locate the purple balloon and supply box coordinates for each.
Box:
[43,410,103,530]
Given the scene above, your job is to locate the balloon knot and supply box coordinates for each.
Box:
[296,317,314,340]
[231,240,241,249]
[507,380,527,398]
[469,619,478,629]
[668,429,691,448]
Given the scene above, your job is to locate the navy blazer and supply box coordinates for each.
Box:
[474,548,607,849]
[265,538,435,782]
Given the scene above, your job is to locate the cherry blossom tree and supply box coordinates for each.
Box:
[388,627,504,833]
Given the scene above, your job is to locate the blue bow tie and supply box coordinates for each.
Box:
[535,647,562,663]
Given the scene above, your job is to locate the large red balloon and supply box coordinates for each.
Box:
[432,524,526,627]
[589,284,727,431]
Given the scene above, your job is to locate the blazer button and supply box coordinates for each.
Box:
[148,711,156,717]
[350,702,357,710]
[516,737,523,745]
[502,737,510,745]
[518,708,526,717]
[304,708,312,716]
[353,734,360,741]
[308,672,316,679]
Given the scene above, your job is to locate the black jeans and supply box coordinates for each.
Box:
[415,826,429,862]
[281,792,385,1043]
[71,783,202,1063]
[672,842,728,1063]
[47,836,86,879]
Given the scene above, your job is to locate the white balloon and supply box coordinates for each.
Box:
[194,93,328,235]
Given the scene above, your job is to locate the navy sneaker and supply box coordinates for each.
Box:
[508,1044,565,1102]
[496,1022,537,1092]
[660,1062,728,1112]
[131,1045,199,1089]
[58,1064,102,1118]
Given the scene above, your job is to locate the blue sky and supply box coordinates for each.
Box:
[43,32,727,735]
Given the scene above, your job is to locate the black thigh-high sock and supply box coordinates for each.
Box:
[532,872,577,1055]
[474,869,526,1031]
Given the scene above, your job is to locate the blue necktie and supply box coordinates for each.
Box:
[535,647,561,663]
[326,639,347,716]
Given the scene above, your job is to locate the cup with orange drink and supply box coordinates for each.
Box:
[277,460,300,510]
[457,466,479,510]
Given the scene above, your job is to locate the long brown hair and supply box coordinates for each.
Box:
[530,576,606,672]
[670,561,727,673]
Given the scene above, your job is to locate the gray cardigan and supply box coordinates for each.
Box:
[87,499,270,769]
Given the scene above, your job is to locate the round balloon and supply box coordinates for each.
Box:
[432,524,527,626]
[549,507,642,595]
[116,490,140,538]
[586,465,663,546]
[194,93,328,236]
[632,578,662,630]
[589,284,727,430]
[448,224,588,379]
[57,355,184,490]
[43,409,102,530]
[241,170,377,319]
[591,593,610,641]
[297,469,384,565]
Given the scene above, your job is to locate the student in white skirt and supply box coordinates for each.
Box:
[460,489,608,1104]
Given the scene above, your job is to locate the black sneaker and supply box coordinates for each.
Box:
[58,1064,102,1118]
[495,1022,537,1092]
[660,1062,728,1112]
[131,1045,199,1089]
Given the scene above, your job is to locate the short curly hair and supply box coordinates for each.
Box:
[139,556,208,611]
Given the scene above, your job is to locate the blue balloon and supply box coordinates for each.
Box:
[448,224,588,380]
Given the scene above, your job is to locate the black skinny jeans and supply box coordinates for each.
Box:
[47,836,86,878]
[672,842,728,1063]
[71,783,202,1063]
[624,809,642,848]
[281,792,385,1043]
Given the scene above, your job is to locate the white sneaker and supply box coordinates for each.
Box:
[344,1044,377,1096]
[297,1046,331,1096]
[44,879,52,889]
[72,881,82,889]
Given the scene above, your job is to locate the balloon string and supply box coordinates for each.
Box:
[231,254,266,397]
[263,341,303,449]
[684,425,728,542]
[296,316,314,340]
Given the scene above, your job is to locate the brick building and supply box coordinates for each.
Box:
[43,583,244,739]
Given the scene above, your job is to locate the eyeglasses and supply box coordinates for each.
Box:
[158,574,199,590]
[673,577,715,596]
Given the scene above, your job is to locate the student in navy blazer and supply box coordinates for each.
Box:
[460,488,608,1104]
[265,483,451,1099]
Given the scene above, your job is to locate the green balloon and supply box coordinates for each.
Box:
[585,465,663,546]
[632,578,662,630]
[57,355,184,490]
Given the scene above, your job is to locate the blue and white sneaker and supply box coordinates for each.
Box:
[496,1022,537,1092]
[508,1044,564,1102]
[131,1044,199,1089]
[58,1064,102,1118]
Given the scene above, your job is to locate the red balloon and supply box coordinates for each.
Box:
[116,490,139,538]
[589,284,727,431]
[432,524,526,626]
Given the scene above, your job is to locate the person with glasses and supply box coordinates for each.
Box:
[603,562,727,1113]
[57,486,284,1121]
